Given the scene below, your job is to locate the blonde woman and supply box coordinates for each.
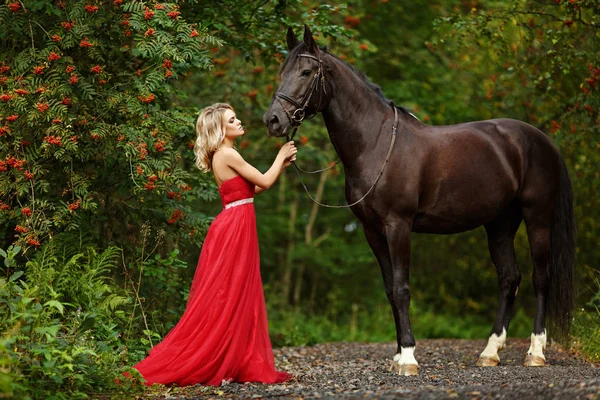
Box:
[132,103,296,386]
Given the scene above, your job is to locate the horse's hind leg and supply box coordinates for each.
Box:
[522,209,553,367]
[478,202,522,367]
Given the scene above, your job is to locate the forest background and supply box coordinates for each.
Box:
[0,0,598,398]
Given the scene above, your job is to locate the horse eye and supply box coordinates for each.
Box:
[301,69,312,77]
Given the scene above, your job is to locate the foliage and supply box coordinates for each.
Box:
[0,240,143,399]
[427,0,599,342]
[321,0,600,339]
[572,266,600,362]
[1,0,599,396]
[268,299,532,348]
[0,0,220,255]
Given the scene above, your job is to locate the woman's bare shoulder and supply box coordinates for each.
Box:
[214,146,240,159]
[214,147,244,166]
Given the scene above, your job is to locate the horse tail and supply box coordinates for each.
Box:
[547,155,576,342]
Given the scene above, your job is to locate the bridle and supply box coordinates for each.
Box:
[274,50,339,176]
[272,49,399,209]
[274,52,326,138]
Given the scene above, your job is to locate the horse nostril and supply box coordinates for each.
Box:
[269,115,279,126]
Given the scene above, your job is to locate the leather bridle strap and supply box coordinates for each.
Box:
[274,53,325,139]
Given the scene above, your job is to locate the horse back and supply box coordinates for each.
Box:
[380,118,560,234]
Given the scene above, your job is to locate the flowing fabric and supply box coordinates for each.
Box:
[133,176,291,386]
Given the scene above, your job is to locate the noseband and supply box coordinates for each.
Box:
[274,52,326,139]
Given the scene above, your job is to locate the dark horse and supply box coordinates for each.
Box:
[264,26,575,375]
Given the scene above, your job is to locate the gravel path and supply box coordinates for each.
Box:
[146,339,600,399]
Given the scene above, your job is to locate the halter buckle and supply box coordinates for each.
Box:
[292,109,305,123]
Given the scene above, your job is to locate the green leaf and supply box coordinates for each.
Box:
[44,300,65,315]
[9,271,24,282]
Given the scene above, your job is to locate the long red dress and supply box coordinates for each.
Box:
[133,175,291,386]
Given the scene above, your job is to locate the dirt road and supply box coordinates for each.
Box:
[147,338,600,399]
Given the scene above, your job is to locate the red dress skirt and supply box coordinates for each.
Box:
[133,176,291,386]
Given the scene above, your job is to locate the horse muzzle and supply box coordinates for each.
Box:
[263,108,290,137]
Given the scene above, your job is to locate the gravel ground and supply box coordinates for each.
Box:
[146,338,600,399]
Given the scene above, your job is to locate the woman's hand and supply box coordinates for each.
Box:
[278,141,297,168]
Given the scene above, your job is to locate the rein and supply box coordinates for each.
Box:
[274,50,399,209]
[293,105,398,209]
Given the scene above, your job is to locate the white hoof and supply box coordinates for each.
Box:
[523,354,546,367]
[524,331,547,367]
[390,362,419,376]
[477,355,500,367]
[478,328,506,367]
[391,347,419,376]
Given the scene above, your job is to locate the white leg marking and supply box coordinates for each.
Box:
[527,330,547,361]
[479,328,507,362]
[393,347,418,366]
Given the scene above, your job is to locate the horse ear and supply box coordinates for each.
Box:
[303,25,318,53]
[286,27,299,51]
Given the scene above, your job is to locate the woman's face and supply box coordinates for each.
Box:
[223,109,244,141]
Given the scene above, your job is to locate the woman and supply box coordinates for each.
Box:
[132,103,296,386]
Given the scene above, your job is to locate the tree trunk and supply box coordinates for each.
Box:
[293,171,328,305]
[282,181,298,305]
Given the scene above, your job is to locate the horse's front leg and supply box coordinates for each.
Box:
[364,220,417,376]
[363,225,401,349]
[386,219,418,376]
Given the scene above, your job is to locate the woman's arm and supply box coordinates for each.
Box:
[222,141,296,191]
[254,166,285,194]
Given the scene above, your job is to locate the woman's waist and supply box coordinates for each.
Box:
[223,197,254,209]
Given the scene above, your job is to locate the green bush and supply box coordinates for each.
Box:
[0,0,220,254]
[0,241,143,399]
[572,267,600,362]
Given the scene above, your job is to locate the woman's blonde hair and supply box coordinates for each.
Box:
[194,103,233,172]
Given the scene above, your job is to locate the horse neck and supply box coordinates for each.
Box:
[321,59,391,166]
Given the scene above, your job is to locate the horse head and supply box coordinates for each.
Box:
[263,25,330,138]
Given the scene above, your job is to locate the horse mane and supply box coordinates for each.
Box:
[282,43,413,117]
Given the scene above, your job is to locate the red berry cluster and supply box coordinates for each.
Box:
[68,199,82,211]
[43,135,62,146]
[154,139,166,152]
[80,38,94,48]
[139,94,155,103]
[167,209,184,224]
[62,21,75,31]
[85,5,99,13]
[2,156,26,171]
[47,52,61,61]
[8,3,21,12]
[26,238,41,247]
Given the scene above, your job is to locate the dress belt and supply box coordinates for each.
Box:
[224,198,254,209]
